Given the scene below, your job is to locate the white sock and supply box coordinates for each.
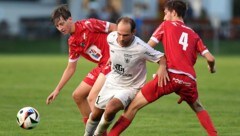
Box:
[84,113,99,136]
[94,113,113,136]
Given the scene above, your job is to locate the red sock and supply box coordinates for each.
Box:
[197,110,217,136]
[108,116,131,136]
[82,117,88,125]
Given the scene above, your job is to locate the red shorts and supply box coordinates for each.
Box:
[141,72,198,104]
[83,65,111,86]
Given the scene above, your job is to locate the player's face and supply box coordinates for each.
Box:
[55,16,73,35]
[117,22,134,47]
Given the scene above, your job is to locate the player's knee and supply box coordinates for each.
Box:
[72,90,87,103]
[105,102,123,120]
[105,105,117,115]
[72,92,80,102]
[87,95,94,104]
[104,109,116,122]
[91,112,102,121]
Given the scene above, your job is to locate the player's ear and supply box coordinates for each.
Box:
[68,17,73,21]
[172,10,178,17]
[132,29,136,35]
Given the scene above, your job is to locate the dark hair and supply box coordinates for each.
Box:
[164,0,187,18]
[51,4,71,24]
[116,16,136,32]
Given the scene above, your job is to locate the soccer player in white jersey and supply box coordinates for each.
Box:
[84,16,168,136]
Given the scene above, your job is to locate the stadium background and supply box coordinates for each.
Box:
[0,0,239,136]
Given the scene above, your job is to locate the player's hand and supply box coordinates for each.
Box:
[106,59,111,66]
[46,90,59,105]
[157,66,170,87]
[208,65,216,73]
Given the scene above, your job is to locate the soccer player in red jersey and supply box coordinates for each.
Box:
[45,4,116,126]
[108,1,218,136]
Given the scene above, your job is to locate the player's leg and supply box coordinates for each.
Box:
[73,67,102,124]
[188,99,218,136]
[108,91,149,136]
[94,98,124,136]
[179,75,217,136]
[109,74,175,136]
[72,81,92,124]
[88,65,110,111]
[84,106,105,136]
[88,73,106,111]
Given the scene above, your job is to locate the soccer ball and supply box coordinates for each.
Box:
[16,107,40,129]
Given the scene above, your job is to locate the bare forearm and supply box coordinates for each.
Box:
[55,68,75,91]
[158,55,167,68]
[204,52,216,73]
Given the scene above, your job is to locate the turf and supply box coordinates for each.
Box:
[0,54,240,136]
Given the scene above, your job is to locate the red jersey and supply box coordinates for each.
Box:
[150,20,209,80]
[68,18,110,66]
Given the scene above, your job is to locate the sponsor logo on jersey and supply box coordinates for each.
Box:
[86,45,102,61]
[113,64,132,77]
[114,64,124,74]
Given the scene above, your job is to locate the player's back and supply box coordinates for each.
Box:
[161,21,207,79]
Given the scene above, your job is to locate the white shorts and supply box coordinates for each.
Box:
[94,81,139,109]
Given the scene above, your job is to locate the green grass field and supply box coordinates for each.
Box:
[0,54,240,136]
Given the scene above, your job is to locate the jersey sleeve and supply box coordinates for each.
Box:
[150,21,165,44]
[143,43,164,63]
[68,38,82,62]
[84,18,110,33]
[196,38,209,55]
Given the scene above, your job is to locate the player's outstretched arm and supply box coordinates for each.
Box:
[46,61,77,104]
[203,52,216,73]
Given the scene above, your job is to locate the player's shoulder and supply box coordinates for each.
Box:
[81,18,106,24]
[134,36,146,46]
[107,31,117,44]
[133,36,151,50]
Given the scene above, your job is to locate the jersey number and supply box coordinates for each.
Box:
[178,32,188,51]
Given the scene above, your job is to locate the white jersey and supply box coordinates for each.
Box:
[106,31,164,90]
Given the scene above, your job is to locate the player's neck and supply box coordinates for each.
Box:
[172,17,184,23]
[70,23,75,34]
